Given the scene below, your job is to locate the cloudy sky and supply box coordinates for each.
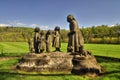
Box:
[0,0,120,29]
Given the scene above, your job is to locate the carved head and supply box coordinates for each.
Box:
[34,27,40,32]
[40,31,45,35]
[54,26,60,31]
[46,30,52,35]
[67,14,75,22]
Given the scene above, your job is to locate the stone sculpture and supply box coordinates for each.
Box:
[67,14,101,76]
[46,30,52,52]
[33,27,40,53]
[28,39,35,53]
[17,15,101,77]
[38,31,46,53]
[52,26,61,51]
[67,14,84,53]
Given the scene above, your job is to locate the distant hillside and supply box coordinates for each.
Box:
[0,27,34,42]
[0,25,120,44]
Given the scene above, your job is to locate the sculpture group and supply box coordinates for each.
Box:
[28,26,61,53]
[29,14,85,54]
[18,14,101,76]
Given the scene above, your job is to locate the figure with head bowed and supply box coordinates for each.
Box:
[67,14,84,53]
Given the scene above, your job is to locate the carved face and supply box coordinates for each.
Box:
[67,14,75,22]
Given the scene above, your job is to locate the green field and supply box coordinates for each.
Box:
[0,42,120,80]
[84,44,120,58]
[0,42,120,58]
[61,43,120,58]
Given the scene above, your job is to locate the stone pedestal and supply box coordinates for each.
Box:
[17,52,73,72]
[71,51,101,76]
[17,51,101,76]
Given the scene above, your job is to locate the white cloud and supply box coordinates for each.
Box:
[30,24,49,29]
[8,20,26,27]
[109,24,116,27]
[0,24,11,27]
[108,24,119,27]
[41,26,48,29]
[15,22,26,26]
[30,24,39,27]
[0,20,50,30]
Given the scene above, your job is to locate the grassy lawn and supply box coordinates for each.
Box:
[0,42,29,56]
[0,42,120,58]
[0,42,120,80]
[84,43,120,58]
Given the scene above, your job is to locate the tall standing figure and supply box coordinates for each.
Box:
[52,26,61,51]
[34,27,40,53]
[67,14,84,53]
[46,30,52,52]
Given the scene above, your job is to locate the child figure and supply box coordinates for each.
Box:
[52,26,61,51]
[33,27,40,53]
[38,31,46,53]
[28,39,35,53]
[46,30,52,52]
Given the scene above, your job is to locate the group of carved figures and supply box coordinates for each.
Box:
[29,14,84,54]
[28,26,61,53]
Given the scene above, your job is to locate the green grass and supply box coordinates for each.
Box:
[0,42,120,80]
[61,43,120,58]
[0,42,29,56]
[0,42,120,58]
[84,44,120,58]
[0,56,119,80]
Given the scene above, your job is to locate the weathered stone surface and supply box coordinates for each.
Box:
[17,52,73,72]
[71,51,101,76]
[17,51,101,76]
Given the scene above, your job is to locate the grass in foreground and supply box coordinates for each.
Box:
[0,42,120,80]
[0,57,120,80]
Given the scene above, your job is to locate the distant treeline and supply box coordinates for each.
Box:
[82,24,120,44]
[0,27,33,42]
[0,24,120,44]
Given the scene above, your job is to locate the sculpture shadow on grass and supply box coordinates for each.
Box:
[0,69,119,78]
[99,70,120,79]
[0,69,72,80]
[95,56,120,77]
[95,56,120,63]
[101,70,120,75]
[0,69,72,76]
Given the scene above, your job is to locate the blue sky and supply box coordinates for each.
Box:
[0,0,120,30]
